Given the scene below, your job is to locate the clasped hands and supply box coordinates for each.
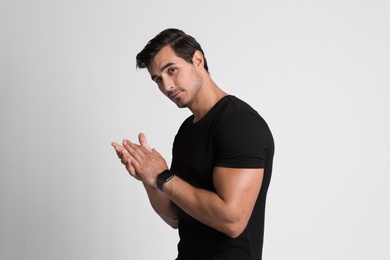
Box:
[112,133,169,188]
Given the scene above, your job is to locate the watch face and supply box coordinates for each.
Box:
[157,170,174,191]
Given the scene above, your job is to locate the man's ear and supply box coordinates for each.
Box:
[192,50,204,69]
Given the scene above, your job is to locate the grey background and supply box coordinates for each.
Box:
[1,0,389,259]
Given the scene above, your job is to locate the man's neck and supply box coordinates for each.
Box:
[189,80,228,123]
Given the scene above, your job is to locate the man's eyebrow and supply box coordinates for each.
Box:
[150,62,175,81]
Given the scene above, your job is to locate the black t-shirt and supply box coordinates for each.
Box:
[171,95,274,260]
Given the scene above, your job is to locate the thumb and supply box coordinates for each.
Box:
[138,133,152,152]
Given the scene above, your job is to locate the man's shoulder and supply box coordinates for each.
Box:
[216,95,264,123]
[221,95,259,114]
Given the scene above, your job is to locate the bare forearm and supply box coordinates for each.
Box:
[143,183,178,228]
[161,167,263,238]
[163,176,243,237]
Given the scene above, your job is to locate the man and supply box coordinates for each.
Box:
[112,28,274,260]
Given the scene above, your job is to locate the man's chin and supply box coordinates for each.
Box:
[176,103,188,108]
[174,98,190,108]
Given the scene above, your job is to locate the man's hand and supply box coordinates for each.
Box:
[112,140,141,181]
[112,133,169,187]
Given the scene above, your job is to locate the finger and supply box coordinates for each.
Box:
[112,142,134,167]
[125,157,135,174]
[152,148,163,157]
[122,139,135,153]
[120,149,131,165]
[111,142,122,154]
[122,139,145,162]
[138,133,152,152]
[124,157,142,181]
[114,142,142,181]
[112,142,126,159]
[126,138,150,155]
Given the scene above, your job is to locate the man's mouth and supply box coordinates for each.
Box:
[170,90,182,100]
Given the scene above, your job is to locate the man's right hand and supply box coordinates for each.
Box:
[112,141,141,181]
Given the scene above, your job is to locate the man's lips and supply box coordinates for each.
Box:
[170,90,182,100]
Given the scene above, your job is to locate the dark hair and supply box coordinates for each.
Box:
[136,28,209,73]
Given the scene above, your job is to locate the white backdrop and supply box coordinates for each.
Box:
[1,1,389,259]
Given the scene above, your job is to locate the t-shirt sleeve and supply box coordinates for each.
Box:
[213,110,270,169]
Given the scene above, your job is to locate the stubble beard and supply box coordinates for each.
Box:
[176,79,203,109]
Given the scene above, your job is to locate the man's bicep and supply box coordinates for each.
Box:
[213,167,264,219]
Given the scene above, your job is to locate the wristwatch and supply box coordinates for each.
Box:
[157,170,175,191]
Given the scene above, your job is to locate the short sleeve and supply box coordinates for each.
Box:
[213,110,270,169]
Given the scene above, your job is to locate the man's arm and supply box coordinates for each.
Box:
[121,135,263,238]
[163,167,263,238]
[112,134,178,228]
[143,183,178,228]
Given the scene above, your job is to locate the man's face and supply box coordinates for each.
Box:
[148,45,203,108]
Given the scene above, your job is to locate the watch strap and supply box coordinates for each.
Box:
[157,170,175,191]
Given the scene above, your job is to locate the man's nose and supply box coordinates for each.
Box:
[161,76,174,92]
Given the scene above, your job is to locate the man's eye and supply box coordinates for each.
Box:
[168,68,177,74]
